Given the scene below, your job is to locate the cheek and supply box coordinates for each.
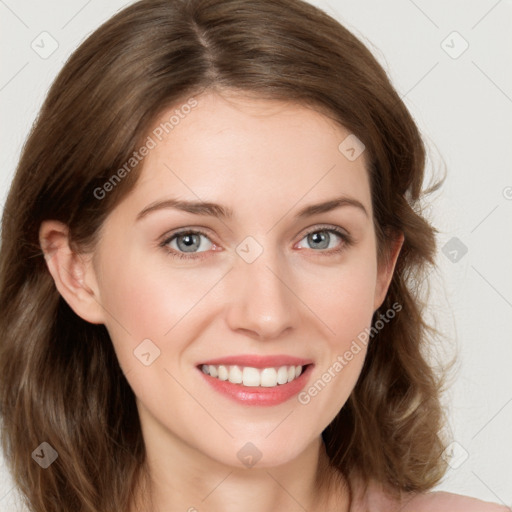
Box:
[300,249,378,344]
[327,277,376,350]
[96,248,227,371]
[294,252,377,415]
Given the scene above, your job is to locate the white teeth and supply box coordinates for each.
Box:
[242,367,260,387]
[260,368,277,387]
[217,365,229,381]
[229,365,243,384]
[276,366,289,384]
[201,364,306,388]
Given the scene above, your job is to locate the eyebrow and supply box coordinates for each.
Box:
[136,195,368,221]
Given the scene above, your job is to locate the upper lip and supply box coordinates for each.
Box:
[197,354,313,369]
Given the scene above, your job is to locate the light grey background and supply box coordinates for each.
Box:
[1,0,511,510]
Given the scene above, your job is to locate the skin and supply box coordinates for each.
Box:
[39,90,404,512]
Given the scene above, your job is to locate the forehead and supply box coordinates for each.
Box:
[121,91,372,219]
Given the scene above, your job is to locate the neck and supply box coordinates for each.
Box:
[130,429,350,512]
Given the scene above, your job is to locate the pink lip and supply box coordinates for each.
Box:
[197,354,313,369]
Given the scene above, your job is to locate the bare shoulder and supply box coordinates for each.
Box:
[350,476,511,512]
[401,490,511,512]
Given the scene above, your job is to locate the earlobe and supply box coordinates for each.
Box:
[374,231,404,311]
[39,220,105,324]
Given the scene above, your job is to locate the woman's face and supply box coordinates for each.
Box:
[84,91,399,468]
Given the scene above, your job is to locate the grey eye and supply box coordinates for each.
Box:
[297,230,342,251]
[169,232,213,253]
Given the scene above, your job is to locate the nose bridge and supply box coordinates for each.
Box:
[225,238,299,339]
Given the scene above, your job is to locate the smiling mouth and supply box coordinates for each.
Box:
[199,364,310,388]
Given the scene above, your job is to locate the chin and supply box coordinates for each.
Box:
[203,435,314,471]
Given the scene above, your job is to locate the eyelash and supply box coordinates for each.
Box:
[160,225,353,261]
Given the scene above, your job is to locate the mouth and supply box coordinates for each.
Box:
[200,363,307,387]
[196,355,314,406]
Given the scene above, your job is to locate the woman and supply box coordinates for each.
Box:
[0,0,508,510]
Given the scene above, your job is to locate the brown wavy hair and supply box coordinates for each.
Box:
[0,0,449,510]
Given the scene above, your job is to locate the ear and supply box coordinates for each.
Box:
[39,220,106,324]
[374,231,404,311]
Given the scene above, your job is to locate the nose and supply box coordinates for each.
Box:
[224,246,301,341]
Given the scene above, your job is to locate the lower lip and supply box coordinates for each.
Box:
[198,365,314,406]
